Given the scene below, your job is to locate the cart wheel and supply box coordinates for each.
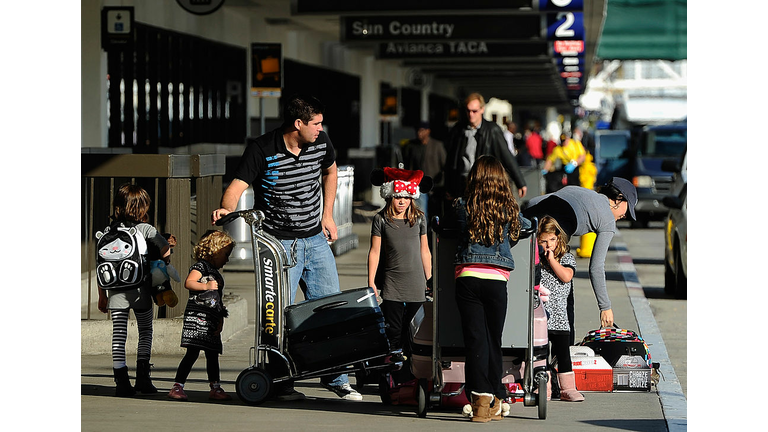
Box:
[536,373,548,420]
[416,379,429,418]
[378,373,393,405]
[236,367,272,406]
[355,370,368,392]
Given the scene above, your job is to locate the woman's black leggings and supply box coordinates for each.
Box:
[174,348,220,383]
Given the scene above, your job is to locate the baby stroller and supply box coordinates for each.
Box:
[216,210,402,405]
[408,216,550,419]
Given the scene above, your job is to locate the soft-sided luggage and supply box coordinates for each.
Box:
[285,287,390,372]
[578,326,652,368]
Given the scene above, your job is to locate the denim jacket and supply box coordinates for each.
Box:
[453,198,533,271]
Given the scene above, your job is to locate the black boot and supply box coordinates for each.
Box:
[113,366,136,397]
[134,360,158,394]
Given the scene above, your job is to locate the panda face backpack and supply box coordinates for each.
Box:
[95,222,148,290]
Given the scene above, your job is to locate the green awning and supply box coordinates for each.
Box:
[597,0,687,60]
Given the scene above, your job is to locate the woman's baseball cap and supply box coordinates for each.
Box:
[608,177,638,220]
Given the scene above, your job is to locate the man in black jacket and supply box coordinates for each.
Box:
[445,93,528,201]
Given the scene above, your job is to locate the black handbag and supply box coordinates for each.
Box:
[578,324,651,368]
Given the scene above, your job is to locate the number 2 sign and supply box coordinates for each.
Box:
[545,12,585,40]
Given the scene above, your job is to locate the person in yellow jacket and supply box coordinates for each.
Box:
[579,152,597,190]
[541,133,587,192]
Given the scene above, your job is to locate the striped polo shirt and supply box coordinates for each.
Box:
[233,128,336,239]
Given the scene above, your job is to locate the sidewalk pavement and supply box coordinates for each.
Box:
[81,222,686,431]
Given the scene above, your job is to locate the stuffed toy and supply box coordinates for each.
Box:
[151,233,180,307]
[150,260,180,307]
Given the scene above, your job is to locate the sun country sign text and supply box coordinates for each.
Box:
[352,20,455,38]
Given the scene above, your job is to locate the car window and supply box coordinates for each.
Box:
[642,128,687,157]
[599,134,630,159]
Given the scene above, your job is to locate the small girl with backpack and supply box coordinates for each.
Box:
[168,230,235,402]
[96,183,171,397]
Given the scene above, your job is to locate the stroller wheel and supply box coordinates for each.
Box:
[416,379,429,418]
[236,367,272,406]
[536,373,548,419]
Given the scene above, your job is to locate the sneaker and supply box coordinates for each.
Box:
[322,382,363,401]
[276,388,307,401]
[167,383,187,401]
[208,386,232,401]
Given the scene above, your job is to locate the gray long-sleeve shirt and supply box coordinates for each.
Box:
[523,186,615,311]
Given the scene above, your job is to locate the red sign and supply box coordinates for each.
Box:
[554,40,584,54]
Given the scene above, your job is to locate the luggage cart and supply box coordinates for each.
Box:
[410,217,549,419]
[216,210,401,405]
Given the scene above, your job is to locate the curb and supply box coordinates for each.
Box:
[613,240,687,432]
[80,295,248,356]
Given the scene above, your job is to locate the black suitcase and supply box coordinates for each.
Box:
[285,287,390,373]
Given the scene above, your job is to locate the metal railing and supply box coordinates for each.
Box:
[81,151,226,320]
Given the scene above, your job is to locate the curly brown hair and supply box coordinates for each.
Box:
[194,230,235,262]
[462,155,520,246]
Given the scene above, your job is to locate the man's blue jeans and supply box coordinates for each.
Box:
[280,232,348,387]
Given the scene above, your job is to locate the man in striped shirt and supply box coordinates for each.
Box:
[211,94,362,402]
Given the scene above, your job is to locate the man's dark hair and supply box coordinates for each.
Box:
[283,94,325,124]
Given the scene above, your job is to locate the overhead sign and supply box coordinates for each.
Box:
[538,0,583,12]
[176,0,226,15]
[377,41,547,59]
[545,12,584,40]
[342,15,541,42]
[293,0,534,14]
[251,43,282,97]
[552,40,584,55]
[101,7,134,50]
[292,0,584,14]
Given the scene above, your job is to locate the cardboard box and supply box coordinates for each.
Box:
[612,355,652,391]
[571,355,613,392]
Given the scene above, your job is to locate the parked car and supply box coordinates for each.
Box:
[593,129,632,186]
[661,151,687,299]
[631,121,687,227]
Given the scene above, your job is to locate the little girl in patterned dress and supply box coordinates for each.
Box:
[168,230,235,402]
[538,216,584,402]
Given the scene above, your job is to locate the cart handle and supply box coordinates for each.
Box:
[215,209,265,227]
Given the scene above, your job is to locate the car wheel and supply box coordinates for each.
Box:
[664,259,676,296]
[674,241,687,299]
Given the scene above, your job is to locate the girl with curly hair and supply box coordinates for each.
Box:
[453,155,532,422]
[168,230,235,402]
